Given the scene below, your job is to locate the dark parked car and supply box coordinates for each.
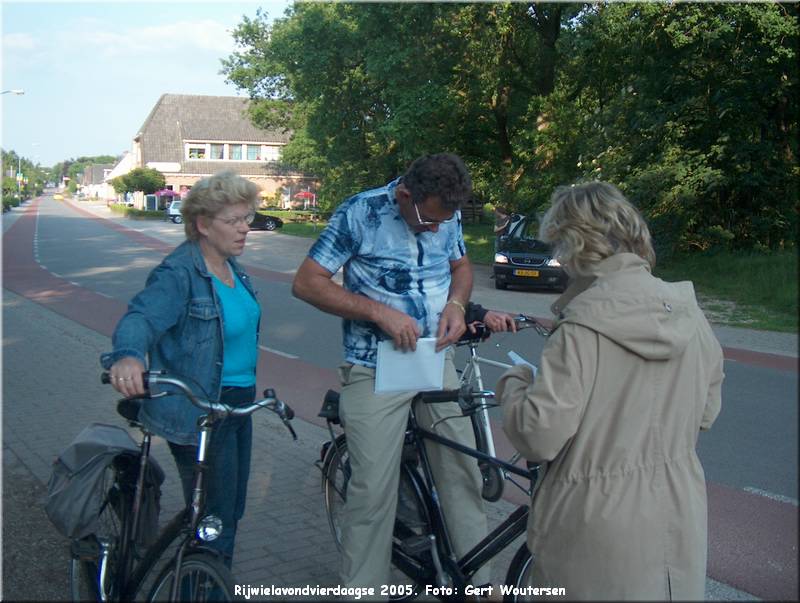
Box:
[493,216,568,291]
[250,213,283,231]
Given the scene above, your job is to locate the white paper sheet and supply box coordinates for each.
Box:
[507,351,538,377]
[375,338,445,393]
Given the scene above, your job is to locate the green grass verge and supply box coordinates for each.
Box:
[462,223,495,265]
[654,250,797,332]
[279,222,328,238]
[102,204,791,332]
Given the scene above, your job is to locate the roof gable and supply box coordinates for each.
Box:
[137,94,291,166]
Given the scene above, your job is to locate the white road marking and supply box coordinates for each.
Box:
[258,345,299,359]
[743,487,798,506]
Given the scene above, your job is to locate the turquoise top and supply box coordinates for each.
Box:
[212,267,260,387]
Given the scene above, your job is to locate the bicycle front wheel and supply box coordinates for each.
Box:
[471,411,504,502]
[502,544,534,603]
[322,433,349,551]
[146,553,234,602]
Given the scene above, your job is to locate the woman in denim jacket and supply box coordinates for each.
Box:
[101,170,262,567]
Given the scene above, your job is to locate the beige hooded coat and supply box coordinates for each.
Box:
[498,253,724,601]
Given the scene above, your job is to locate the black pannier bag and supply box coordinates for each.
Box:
[46,423,165,547]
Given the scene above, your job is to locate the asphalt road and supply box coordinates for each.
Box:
[36,197,797,501]
[3,195,797,600]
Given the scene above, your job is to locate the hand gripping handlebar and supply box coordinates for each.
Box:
[101,370,297,440]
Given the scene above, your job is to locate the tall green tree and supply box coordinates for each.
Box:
[2,149,48,198]
[223,3,583,209]
[110,167,165,195]
[223,2,797,252]
[565,3,796,253]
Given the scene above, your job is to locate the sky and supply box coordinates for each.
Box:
[1,0,291,168]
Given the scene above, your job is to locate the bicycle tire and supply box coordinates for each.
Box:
[471,414,504,502]
[70,556,100,602]
[146,552,234,602]
[321,433,349,551]
[122,510,189,601]
[69,457,134,601]
[502,544,534,603]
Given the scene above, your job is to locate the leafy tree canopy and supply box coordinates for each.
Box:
[110,167,165,195]
[223,2,798,254]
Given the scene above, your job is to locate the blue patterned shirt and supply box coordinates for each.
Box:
[308,178,466,367]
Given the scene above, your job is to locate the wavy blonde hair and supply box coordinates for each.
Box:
[539,181,655,277]
[182,170,260,241]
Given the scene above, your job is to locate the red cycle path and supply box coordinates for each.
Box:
[4,197,797,599]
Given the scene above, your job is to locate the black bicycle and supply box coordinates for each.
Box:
[68,370,296,602]
[318,386,539,602]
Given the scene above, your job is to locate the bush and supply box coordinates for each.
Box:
[108,204,164,219]
[3,198,21,211]
[259,209,332,222]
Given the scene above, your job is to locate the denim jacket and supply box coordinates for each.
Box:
[100,240,260,445]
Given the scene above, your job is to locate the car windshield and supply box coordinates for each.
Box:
[511,217,542,241]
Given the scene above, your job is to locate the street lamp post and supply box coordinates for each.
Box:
[4,89,26,198]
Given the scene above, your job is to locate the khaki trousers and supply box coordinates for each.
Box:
[338,352,489,595]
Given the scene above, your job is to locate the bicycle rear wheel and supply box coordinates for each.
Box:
[69,457,134,601]
[146,552,234,601]
[502,544,534,602]
[321,433,349,551]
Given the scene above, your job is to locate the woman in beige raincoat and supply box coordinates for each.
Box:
[498,181,724,601]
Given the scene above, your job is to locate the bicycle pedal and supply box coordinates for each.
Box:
[400,535,432,556]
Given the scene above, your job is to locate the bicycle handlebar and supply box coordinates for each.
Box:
[101,370,298,440]
[457,313,550,346]
[513,313,551,337]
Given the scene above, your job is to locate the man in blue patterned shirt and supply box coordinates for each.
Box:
[293,154,490,594]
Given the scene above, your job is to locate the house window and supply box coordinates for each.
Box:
[188,145,206,159]
[230,144,243,160]
[246,145,261,161]
[210,144,224,160]
[264,145,281,162]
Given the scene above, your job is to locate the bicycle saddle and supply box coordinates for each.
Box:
[116,397,143,423]
[318,390,341,424]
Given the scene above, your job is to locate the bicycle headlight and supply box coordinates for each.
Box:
[197,515,223,541]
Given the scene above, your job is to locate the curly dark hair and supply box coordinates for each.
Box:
[401,153,472,211]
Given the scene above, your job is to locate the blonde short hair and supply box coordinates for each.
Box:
[539,181,656,276]
[182,171,260,241]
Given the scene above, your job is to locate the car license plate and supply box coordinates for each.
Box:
[514,269,540,277]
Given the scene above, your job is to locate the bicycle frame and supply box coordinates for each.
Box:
[459,342,514,459]
[392,396,534,589]
[100,414,216,602]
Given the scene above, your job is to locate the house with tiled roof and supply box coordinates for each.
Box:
[81,163,115,199]
[113,93,313,206]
